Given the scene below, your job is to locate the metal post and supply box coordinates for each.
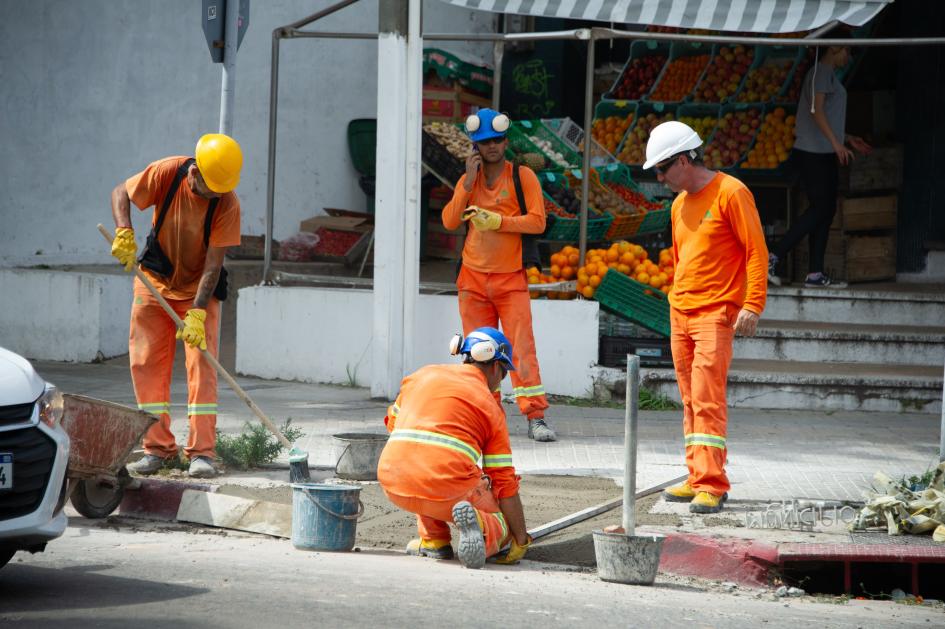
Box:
[219,0,239,135]
[940,359,944,462]
[262,30,281,284]
[492,39,504,110]
[579,34,595,264]
[623,354,640,535]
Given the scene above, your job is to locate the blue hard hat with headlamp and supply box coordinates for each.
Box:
[465,108,511,143]
[449,326,515,371]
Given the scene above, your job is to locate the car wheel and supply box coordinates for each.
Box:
[0,549,15,570]
[70,477,125,519]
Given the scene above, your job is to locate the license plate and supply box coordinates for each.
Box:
[0,453,11,490]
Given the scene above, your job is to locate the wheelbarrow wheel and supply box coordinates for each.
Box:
[70,470,128,519]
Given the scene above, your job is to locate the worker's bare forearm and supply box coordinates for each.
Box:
[193,246,227,309]
[499,494,528,545]
[111,183,132,229]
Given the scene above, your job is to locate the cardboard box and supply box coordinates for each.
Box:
[840,195,897,231]
[422,86,491,123]
[297,215,373,266]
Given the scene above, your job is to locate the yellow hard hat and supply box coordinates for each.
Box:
[195,133,243,193]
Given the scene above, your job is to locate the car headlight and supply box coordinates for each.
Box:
[38,384,64,427]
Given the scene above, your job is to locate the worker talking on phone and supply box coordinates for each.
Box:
[441,109,555,442]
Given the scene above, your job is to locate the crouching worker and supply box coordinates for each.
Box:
[377,327,532,569]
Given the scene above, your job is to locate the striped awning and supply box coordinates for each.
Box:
[439,1,892,34]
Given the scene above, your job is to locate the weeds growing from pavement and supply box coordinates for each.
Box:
[215,419,305,470]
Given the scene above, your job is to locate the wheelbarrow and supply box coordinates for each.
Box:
[60,394,158,519]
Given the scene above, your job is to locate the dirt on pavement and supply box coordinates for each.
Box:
[216,474,680,567]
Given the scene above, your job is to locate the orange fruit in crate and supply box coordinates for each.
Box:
[567,252,579,266]
[620,252,635,266]
[636,271,650,285]
[606,249,619,263]
[589,275,602,288]
[561,266,575,280]
[617,263,630,275]
[550,264,561,278]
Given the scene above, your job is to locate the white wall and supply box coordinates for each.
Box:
[236,286,600,399]
[0,270,132,362]
[0,1,494,267]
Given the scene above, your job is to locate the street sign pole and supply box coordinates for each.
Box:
[219,0,239,135]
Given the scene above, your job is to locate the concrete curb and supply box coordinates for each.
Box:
[656,532,779,587]
[118,478,216,521]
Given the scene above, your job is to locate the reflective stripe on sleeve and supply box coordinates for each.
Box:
[389,428,481,464]
[483,454,513,468]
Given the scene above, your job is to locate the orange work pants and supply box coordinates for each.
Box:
[456,267,549,420]
[383,476,510,557]
[669,303,738,496]
[129,277,220,460]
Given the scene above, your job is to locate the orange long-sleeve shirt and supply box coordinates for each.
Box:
[669,172,768,315]
[442,162,545,273]
[377,363,519,500]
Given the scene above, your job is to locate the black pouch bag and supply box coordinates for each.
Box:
[455,163,542,278]
[138,158,227,301]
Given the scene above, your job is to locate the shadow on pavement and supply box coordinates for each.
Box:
[0,563,207,613]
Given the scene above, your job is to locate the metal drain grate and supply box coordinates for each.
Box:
[849,531,941,547]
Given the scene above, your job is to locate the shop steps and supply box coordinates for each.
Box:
[764,283,945,327]
[734,320,945,366]
[630,359,943,414]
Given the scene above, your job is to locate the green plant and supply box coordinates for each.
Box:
[900,466,936,490]
[215,419,305,470]
[344,363,360,387]
[638,387,681,411]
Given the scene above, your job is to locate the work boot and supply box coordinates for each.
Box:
[405,538,455,560]
[188,456,217,479]
[689,491,728,514]
[527,418,557,442]
[661,481,697,502]
[127,454,167,475]
[451,501,486,569]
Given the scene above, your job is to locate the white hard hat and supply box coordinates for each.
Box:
[643,121,703,170]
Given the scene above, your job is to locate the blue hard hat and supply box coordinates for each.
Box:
[465,108,511,143]
[460,326,515,371]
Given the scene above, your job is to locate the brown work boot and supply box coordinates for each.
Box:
[661,481,696,502]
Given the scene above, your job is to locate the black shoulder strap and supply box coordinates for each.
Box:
[153,158,195,236]
[203,197,221,247]
[511,164,528,216]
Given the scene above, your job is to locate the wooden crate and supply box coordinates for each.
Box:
[840,195,897,231]
[845,234,896,282]
[838,145,902,193]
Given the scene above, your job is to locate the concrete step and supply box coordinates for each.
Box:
[595,360,943,414]
[765,283,945,327]
[735,320,945,366]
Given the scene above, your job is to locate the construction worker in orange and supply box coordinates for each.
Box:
[442,108,556,442]
[377,327,532,569]
[109,134,242,479]
[644,121,768,514]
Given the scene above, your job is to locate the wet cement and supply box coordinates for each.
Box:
[216,475,680,567]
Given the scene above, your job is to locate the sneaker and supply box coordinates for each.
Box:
[767,257,781,286]
[662,481,697,502]
[127,454,167,475]
[188,456,217,478]
[451,501,486,569]
[689,491,728,514]
[527,418,557,442]
[405,538,455,560]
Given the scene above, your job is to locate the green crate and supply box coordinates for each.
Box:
[347,119,377,177]
[616,101,678,168]
[704,102,765,171]
[516,120,582,170]
[636,208,671,235]
[647,42,713,105]
[593,100,637,161]
[543,210,614,242]
[605,40,670,101]
[739,102,797,176]
[593,270,670,338]
[734,46,802,104]
[691,44,756,105]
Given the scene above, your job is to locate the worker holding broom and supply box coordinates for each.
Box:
[643,121,768,514]
[442,108,556,442]
[377,327,532,569]
[110,134,243,479]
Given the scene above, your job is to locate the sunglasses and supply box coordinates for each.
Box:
[653,155,681,176]
[477,136,506,146]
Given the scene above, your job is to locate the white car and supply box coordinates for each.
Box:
[0,347,71,571]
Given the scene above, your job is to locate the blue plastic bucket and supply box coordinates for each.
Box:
[291,483,363,552]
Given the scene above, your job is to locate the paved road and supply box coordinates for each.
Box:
[36,358,940,502]
[1,518,941,628]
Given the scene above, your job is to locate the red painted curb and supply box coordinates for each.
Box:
[118,479,216,521]
[657,532,779,587]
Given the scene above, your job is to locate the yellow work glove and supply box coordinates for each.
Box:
[176,308,207,351]
[470,208,502,232]
[111,227,137,272]
[494,535,532,565]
